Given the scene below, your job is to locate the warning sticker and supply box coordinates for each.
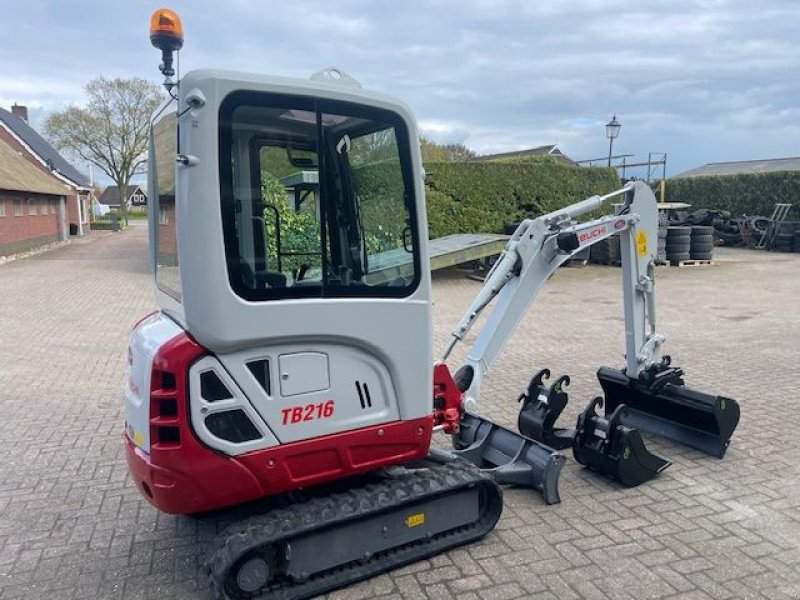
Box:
[405,513,426,528]
[637,231,648,257]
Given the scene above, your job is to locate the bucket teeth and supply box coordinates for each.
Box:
[573,397,671,487]
[517,368,575,450]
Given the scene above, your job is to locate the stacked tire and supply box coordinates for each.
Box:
[690,226,714,260]
[665,226,691,263]
[772,232,794,253]
[590,235,621,264]
[657,213,668,264]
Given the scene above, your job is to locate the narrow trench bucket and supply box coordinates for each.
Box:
[598,365,740,458]
[452,412,565,505]
[573,397,671,487]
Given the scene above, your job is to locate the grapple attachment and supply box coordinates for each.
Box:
[453,412,565,505]
[573,397,671,487]
[598,361,740,458]
[517,368,575,450]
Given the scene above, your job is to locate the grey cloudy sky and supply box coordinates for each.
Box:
[1,0,798,176]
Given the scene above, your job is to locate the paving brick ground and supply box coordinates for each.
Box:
[0,222,798,599]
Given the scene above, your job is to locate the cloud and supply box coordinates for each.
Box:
[1,0,798,175]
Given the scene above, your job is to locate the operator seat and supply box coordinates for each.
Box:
[240,262,287,289]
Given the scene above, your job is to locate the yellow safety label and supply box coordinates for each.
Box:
[405,513,426,528]
[637,231,648,257]
[133,431,144,446]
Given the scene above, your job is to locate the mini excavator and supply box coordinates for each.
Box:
[124,10,739,599]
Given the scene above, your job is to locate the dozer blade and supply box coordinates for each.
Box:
[206,459,502,600]
[573,397,671,487]
[452,411,565,505]
[517,368,576,450]
[598,364,740,458]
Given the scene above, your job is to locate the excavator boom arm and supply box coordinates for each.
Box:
[445,181,662,410]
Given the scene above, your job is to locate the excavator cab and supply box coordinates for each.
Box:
[137,69,440,510]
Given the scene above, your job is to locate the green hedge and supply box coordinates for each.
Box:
[90,220,127,230]
[260,159,621,252]
[424,160,620,237]
[353,162,408,253]
[666,171,800,216]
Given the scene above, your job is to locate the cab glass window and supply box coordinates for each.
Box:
[219,92,420,301]
[152,111,181,300]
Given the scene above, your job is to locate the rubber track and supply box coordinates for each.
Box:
[206,460,503,600]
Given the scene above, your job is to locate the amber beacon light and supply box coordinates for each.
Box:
[150,8,184,80]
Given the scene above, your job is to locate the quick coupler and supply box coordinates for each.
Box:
[517,368,575,450]
[573,397,671,487]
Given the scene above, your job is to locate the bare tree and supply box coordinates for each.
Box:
[420,136,478,162]
[45,77,163,225]
[420,136,450,162]
[442,142,477,162]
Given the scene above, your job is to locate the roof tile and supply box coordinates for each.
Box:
[0,137,69,196]
[673,157,800,178]
[0,107,90,187]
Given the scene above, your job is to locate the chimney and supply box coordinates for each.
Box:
[11,104,28,122]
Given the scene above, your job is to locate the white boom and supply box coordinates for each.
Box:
[442,180,664,411]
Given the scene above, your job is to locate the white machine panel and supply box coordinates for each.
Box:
[188,356,279,456]
[217,342,401,444]
[279,352,330,397]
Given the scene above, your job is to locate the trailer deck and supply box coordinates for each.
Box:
[428,233,508,271]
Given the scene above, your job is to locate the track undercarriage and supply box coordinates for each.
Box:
[206,458,503,600]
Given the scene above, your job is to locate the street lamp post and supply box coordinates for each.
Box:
[605,115,621,167]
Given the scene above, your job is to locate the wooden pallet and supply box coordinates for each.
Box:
[593,258,714,268]
[590,259,621,267]
[563,259,589,268]
[667,259,714,267]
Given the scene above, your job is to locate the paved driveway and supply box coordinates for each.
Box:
[0,223,798,599]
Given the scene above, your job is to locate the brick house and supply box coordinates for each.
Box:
[0,105,93,236]
[98,184,148,212]
[0,136,70,255]
[673,157,800,178]
[473,144,576,165]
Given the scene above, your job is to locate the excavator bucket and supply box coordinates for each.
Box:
[598,362,740,458]
[453,412,565,505]
[573,397,671,487]
[517,368,575,450]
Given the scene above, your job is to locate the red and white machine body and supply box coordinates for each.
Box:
[125,68,674,516]
[125,69,436,514]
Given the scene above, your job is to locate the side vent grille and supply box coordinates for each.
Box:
[150,368,180,447]
[355,381,373,409]
[246,359,272,396]
[200,370,233,402]
[205,410,261,443]
[159,398,177,417]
